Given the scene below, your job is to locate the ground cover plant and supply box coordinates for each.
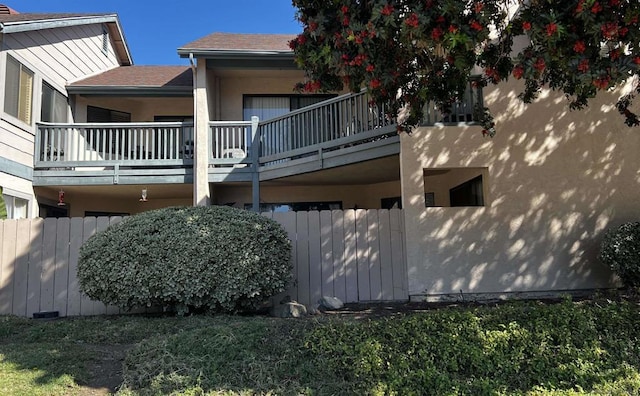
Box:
[0,296,639,395]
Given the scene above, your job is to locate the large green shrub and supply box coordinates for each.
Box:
[599,221,640,287]
[78,206,291,314]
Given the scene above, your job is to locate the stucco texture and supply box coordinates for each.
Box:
[400,79,640,297]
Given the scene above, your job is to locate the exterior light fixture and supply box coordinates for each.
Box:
[57,190,66,206]
[140,188,148,202]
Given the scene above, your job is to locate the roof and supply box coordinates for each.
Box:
[0,6,132,66]
[68,66,193,96]
[178,32,297,60]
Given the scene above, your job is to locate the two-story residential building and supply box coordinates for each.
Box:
[2,3,640,302]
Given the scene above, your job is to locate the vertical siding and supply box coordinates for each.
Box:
[0,210,409,318]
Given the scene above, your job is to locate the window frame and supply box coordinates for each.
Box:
[1,187,31,219]
[3,54,35,126]
[41,81,69,123]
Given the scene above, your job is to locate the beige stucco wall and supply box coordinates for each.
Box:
[401,79,640,298]
[216,72,306,121]
[212,180,401,210]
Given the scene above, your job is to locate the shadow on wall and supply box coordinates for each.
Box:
[403,79,640,297]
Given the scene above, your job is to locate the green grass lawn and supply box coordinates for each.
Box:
[1,297,639,395]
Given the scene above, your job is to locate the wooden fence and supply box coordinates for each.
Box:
[0,209,407,318]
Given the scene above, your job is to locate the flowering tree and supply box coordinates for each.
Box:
[290,0,640,136]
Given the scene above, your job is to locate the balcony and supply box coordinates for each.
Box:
[34,85,482,185]
[34,122,194,185]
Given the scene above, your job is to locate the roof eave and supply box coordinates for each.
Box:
[177,48,294,60]
[66,86,193,97]
[0,15,133,66]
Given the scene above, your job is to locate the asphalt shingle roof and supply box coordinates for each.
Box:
[180,32,296,52]
[71,66,192,88]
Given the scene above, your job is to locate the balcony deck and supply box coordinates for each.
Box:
[33,86,481,186]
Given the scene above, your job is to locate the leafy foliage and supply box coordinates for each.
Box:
[304,299,640,395]
[291,0,640,136]
[77,206,292,315]
[599,221,640,287]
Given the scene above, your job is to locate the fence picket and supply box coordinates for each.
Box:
[12,220,31,317]
[26,219,44,317]
[0,220,16,314]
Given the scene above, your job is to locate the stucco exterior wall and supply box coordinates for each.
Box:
[217,73,306,121]
[400,79,640,298]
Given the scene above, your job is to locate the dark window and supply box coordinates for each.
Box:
[87,106,131,123]
[381,197,402,209]
[41,82,68,123]
[85,211,129,217]
[243,94,336,121]
[449,175,484,207]
[39,203,68,218]
[86,106,131,154]
[244,201,342,212]
[154,115,194,123]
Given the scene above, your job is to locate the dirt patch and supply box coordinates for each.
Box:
[77,344,132,395]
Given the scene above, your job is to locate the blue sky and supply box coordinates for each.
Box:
[8,0,302,65]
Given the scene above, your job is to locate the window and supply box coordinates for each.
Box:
[4,55,34,124]
[243,94,336,121]
[243,201,342,212]
[2,194,29,219]
[87,106,131,123]
[424,168,487,207]
[381,197,402,209]
[86,106,131,154]
[41,82,68,123]
[450,175,484,207]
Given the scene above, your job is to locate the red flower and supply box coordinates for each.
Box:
[405,13,419,28]
[577,59,589,72]
[601,22,619,39]
[609,0,620,5]
[304,80,322,92]
[619,27,629,37]
[545,23,558,36]
[485,67,500,82]
[634,57,640,65]
[534,58,546,72]
[575,0,585,13]
[436,15,445,24]
[591,2,602,14]
[370,79,381,89]
[449,25,458,33]
[341,5,349,14]
[609,49,621,60]
[470,20,483,32]
[522,21,532,31]
[343,16,349,26]
[297,34,307,45]
[593,76,610,90]
[366,64,375,72]
[431,27,443,40]
[474,2,484,13]
[309,21,318,32]
[512,65,524,79]
[573,41,586,53]
[288,40,297,50]
[381,4,394,16]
